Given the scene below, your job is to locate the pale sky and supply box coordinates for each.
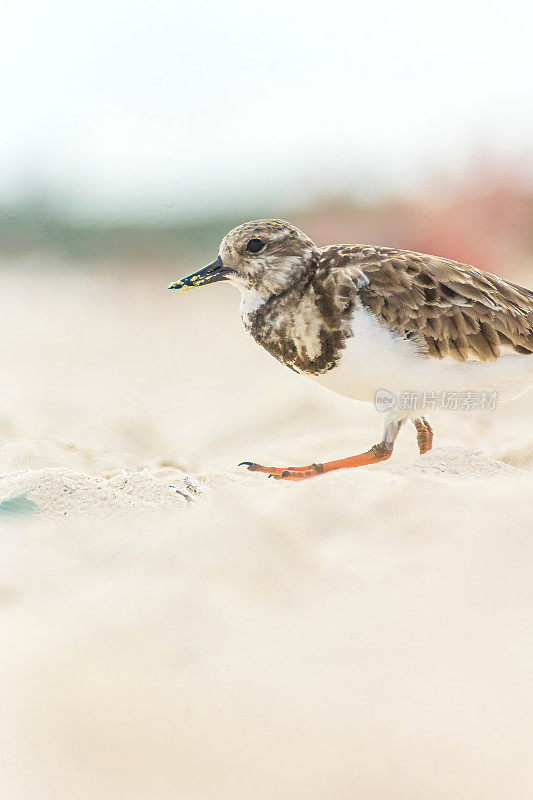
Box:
[1,0,532,218]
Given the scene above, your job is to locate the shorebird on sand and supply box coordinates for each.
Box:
[170,220,533,481]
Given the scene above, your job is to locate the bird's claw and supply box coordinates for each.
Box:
[238,460,322,481]
[238,461,264,473]
[238,461,286,476]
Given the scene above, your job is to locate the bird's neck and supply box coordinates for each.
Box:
[239,288,269,324]
[238,268,314,324]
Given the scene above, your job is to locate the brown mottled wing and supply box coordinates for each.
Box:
[320,245,533,362]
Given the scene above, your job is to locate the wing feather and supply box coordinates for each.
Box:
[320,245,533,362]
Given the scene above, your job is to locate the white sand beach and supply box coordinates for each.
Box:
[0,264,532,799]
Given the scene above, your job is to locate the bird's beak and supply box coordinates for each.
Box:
[168,256,231,293]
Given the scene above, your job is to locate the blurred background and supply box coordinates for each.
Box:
[1,3,533,799]
[1,0,533,274]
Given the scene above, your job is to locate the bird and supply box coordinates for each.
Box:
[169,219,533,481]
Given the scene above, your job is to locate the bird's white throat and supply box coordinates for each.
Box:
[239,289,266,322]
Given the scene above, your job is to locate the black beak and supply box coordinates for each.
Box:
[169,256,231,293]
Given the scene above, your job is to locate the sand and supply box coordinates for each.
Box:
[0,264,532,799]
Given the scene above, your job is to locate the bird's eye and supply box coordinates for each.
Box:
[246,238,264,253]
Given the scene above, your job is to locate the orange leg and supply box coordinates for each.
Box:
[413,417,434,455]
[239,442,393,482]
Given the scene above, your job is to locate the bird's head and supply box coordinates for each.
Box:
[169,219,318,299]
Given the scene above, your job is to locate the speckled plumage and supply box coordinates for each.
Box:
[350,245,533,361]
[244,254,368,375]
[238,226,533,376]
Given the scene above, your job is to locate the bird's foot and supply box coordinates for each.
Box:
[238,461,323,481]
[237,443,393,480]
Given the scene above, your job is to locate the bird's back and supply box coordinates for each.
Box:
[319,244,533,363]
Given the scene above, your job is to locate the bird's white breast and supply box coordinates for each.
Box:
[310,305,533,407]
[309,305,419,402]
